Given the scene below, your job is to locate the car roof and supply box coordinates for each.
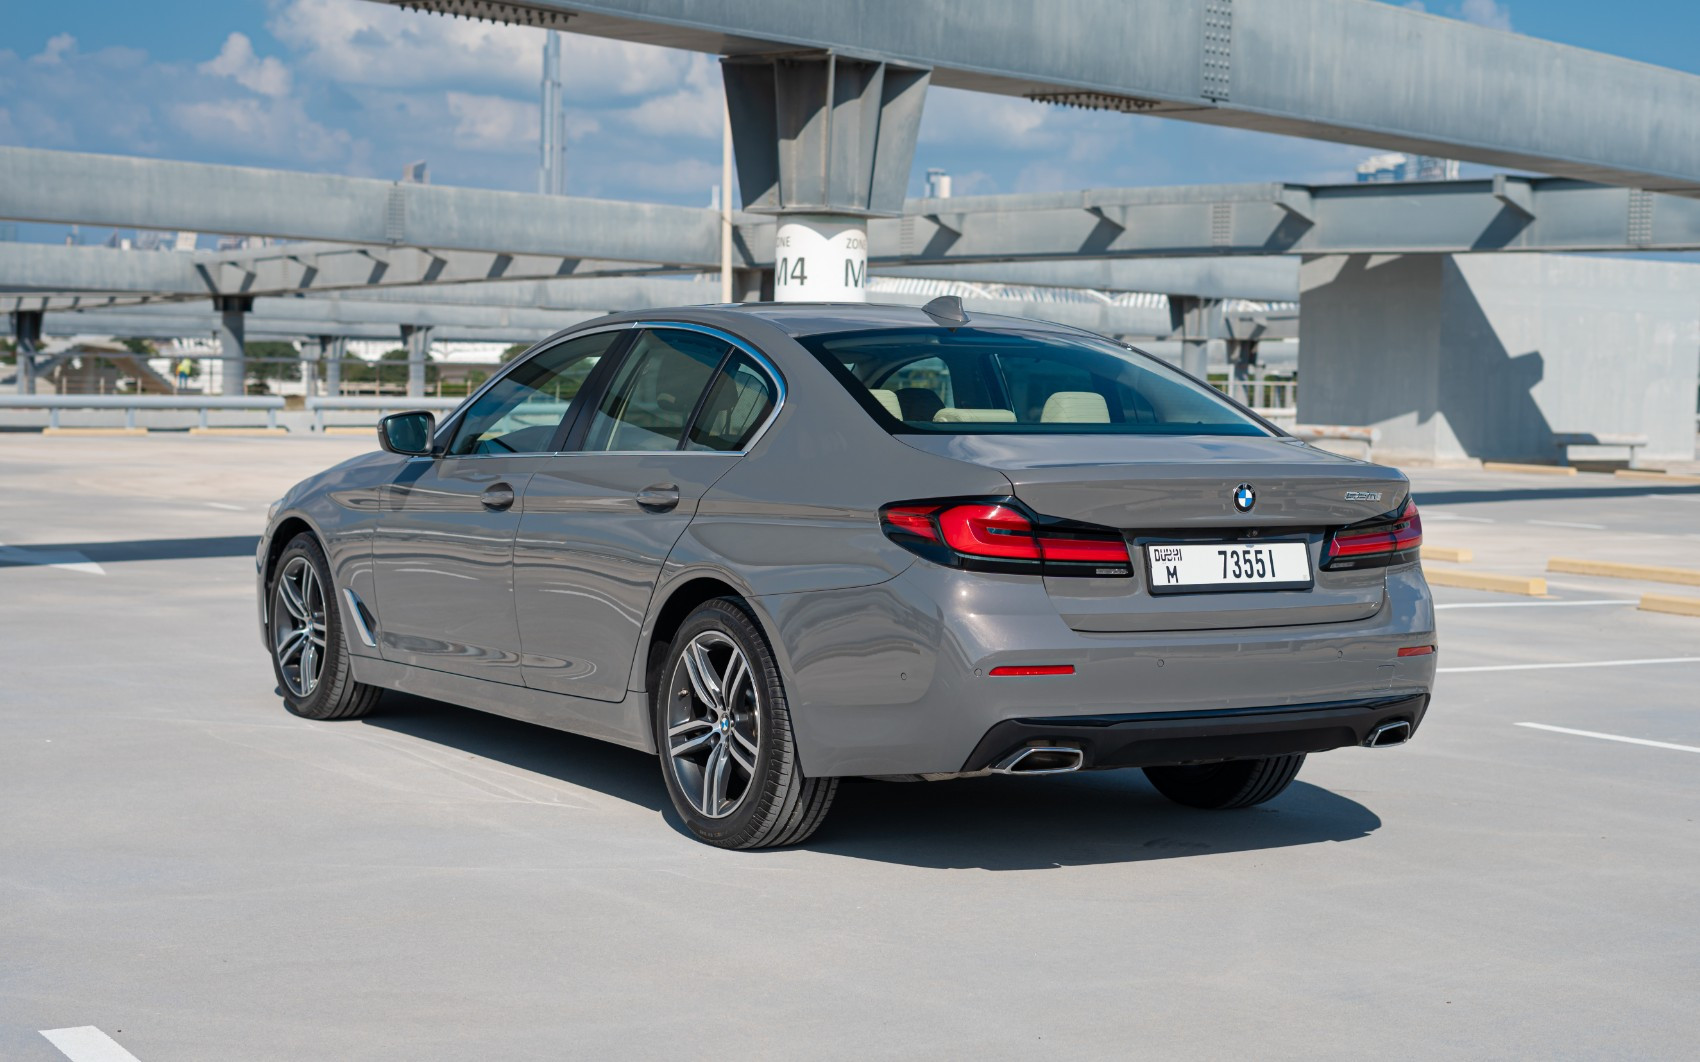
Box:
[592,302,1093,340]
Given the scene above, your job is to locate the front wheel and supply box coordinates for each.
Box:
[653,598,836,849]
[267,532,382,721]
[1143,754,1305,810]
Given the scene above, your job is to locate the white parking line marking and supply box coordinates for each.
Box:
[1516,723,1700,755]
[204,502,243,511]
[1435,600,1637,610]
[1441,657,1700,673]
[40,1027,142,1062]
[1528,519,1606,530]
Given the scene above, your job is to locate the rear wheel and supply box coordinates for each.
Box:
[268,532,381,721]
[653,598,836,849]
[1143,754,1305,810]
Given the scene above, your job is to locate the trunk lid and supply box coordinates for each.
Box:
[897,433,1408,632]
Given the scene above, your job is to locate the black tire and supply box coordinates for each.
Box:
[267,532,382,721]
[1143,754,1306,810]
[652,598,836,849]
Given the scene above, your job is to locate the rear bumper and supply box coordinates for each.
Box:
[753,559,1436,777]
[961,693,1429,772]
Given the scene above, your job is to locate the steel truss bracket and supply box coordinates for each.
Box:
[1493,175,1537,220]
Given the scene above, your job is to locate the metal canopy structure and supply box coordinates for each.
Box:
[377,0,1700,197]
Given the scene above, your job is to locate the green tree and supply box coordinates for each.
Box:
[500,343,530,363]
[245,340,303,384]
[119,337,157,356]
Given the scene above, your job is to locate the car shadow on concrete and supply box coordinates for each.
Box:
[807,772,1380,870]
[365,691,669,814]
[365,691,1379,869]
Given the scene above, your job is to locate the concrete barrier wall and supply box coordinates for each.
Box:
[1299,253,1700,464]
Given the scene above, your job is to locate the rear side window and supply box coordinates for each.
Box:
[687,354,778,452]
[583,329,727,452]
[796,326,1267,436]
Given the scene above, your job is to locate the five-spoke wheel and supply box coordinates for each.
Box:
[665,630,763,819]
[272,555,327,698]
[267,532,382,721]
[653,598,837,849]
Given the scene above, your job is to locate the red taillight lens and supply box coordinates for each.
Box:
[882,505,940,541]
[880,500,1132,576]
[1327,500,1422,564]
[936,504,1043,560]
[989,664,1076,677]
[1397,645,1436,657]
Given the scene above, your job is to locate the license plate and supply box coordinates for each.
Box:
[1144,541,1313,593]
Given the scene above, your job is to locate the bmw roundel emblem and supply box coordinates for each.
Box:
[1233,484,1256,513]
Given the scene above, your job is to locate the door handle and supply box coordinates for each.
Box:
[635,483,680,512]
[481,482,516,512]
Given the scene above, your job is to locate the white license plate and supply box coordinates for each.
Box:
[1144,541,1313,593]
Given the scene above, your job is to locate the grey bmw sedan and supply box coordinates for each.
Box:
[258,299,1435,849]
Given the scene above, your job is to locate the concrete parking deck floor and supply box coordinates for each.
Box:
[3,437,1698,1060]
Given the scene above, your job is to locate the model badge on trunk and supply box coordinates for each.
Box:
[1343,491,1384,501]
[1233,484,1256,512]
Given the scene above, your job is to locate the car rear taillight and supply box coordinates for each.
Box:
[881,500,1132,577]
[1323,499,1423,570]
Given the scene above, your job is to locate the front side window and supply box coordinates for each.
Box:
[797,327,1269,436]
[445,331,617,456]
[582,329,727,452]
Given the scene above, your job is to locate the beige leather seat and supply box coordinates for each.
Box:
[1041,391,1110,424]
[869,388,904,419]
[933,408,1017,423]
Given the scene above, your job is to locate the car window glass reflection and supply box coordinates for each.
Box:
[445,331,617,456]
[583,329,728,452]
[686,354,777,452]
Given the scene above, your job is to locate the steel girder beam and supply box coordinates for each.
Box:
[378,0,1700,197]
[38,311,602,344]
[0,146,723,263]
[880,258,1300,301]
[850,178,1700,263]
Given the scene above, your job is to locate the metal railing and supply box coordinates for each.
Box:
[304,396,462,432]
[0,393,287,429]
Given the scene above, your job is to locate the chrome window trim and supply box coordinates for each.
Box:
[429,319,786,461]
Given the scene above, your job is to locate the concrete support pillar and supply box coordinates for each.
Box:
[722,54,929,302]
[322,336,346,396]
[401,324,433,398]
[301,337,321,398]
[213,296,251,396]
[1228,340,1259,405]
[1168,296,1220,380]
[12,310,43,395]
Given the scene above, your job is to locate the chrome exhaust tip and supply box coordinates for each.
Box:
[1364,720,1412,748]
[991,746,1085,775]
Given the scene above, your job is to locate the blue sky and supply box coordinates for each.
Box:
[4,0,1700,215]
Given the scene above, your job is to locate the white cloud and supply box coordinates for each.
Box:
[445,91,536,150]
[171,96,352,162]
[200,33,293,98]
[920,88,1057,150]
[1458,0,1513,31]
[267,0,692,99]
[620,54,721,138]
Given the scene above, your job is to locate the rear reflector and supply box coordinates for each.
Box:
[1397,645,1436,657]
[989,664,1076,677]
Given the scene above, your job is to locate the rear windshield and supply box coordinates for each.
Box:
[795,326,1271,436]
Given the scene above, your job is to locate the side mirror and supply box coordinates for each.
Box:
[378,410,437,456]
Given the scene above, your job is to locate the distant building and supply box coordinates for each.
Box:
[402,160,430,185]
[1356,152,1460,183]
[924,168,953,198]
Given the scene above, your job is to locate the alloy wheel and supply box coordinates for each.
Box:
[273,555,328,698]
[664,630,761,819]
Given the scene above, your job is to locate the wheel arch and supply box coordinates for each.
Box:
[637,569,788,701]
